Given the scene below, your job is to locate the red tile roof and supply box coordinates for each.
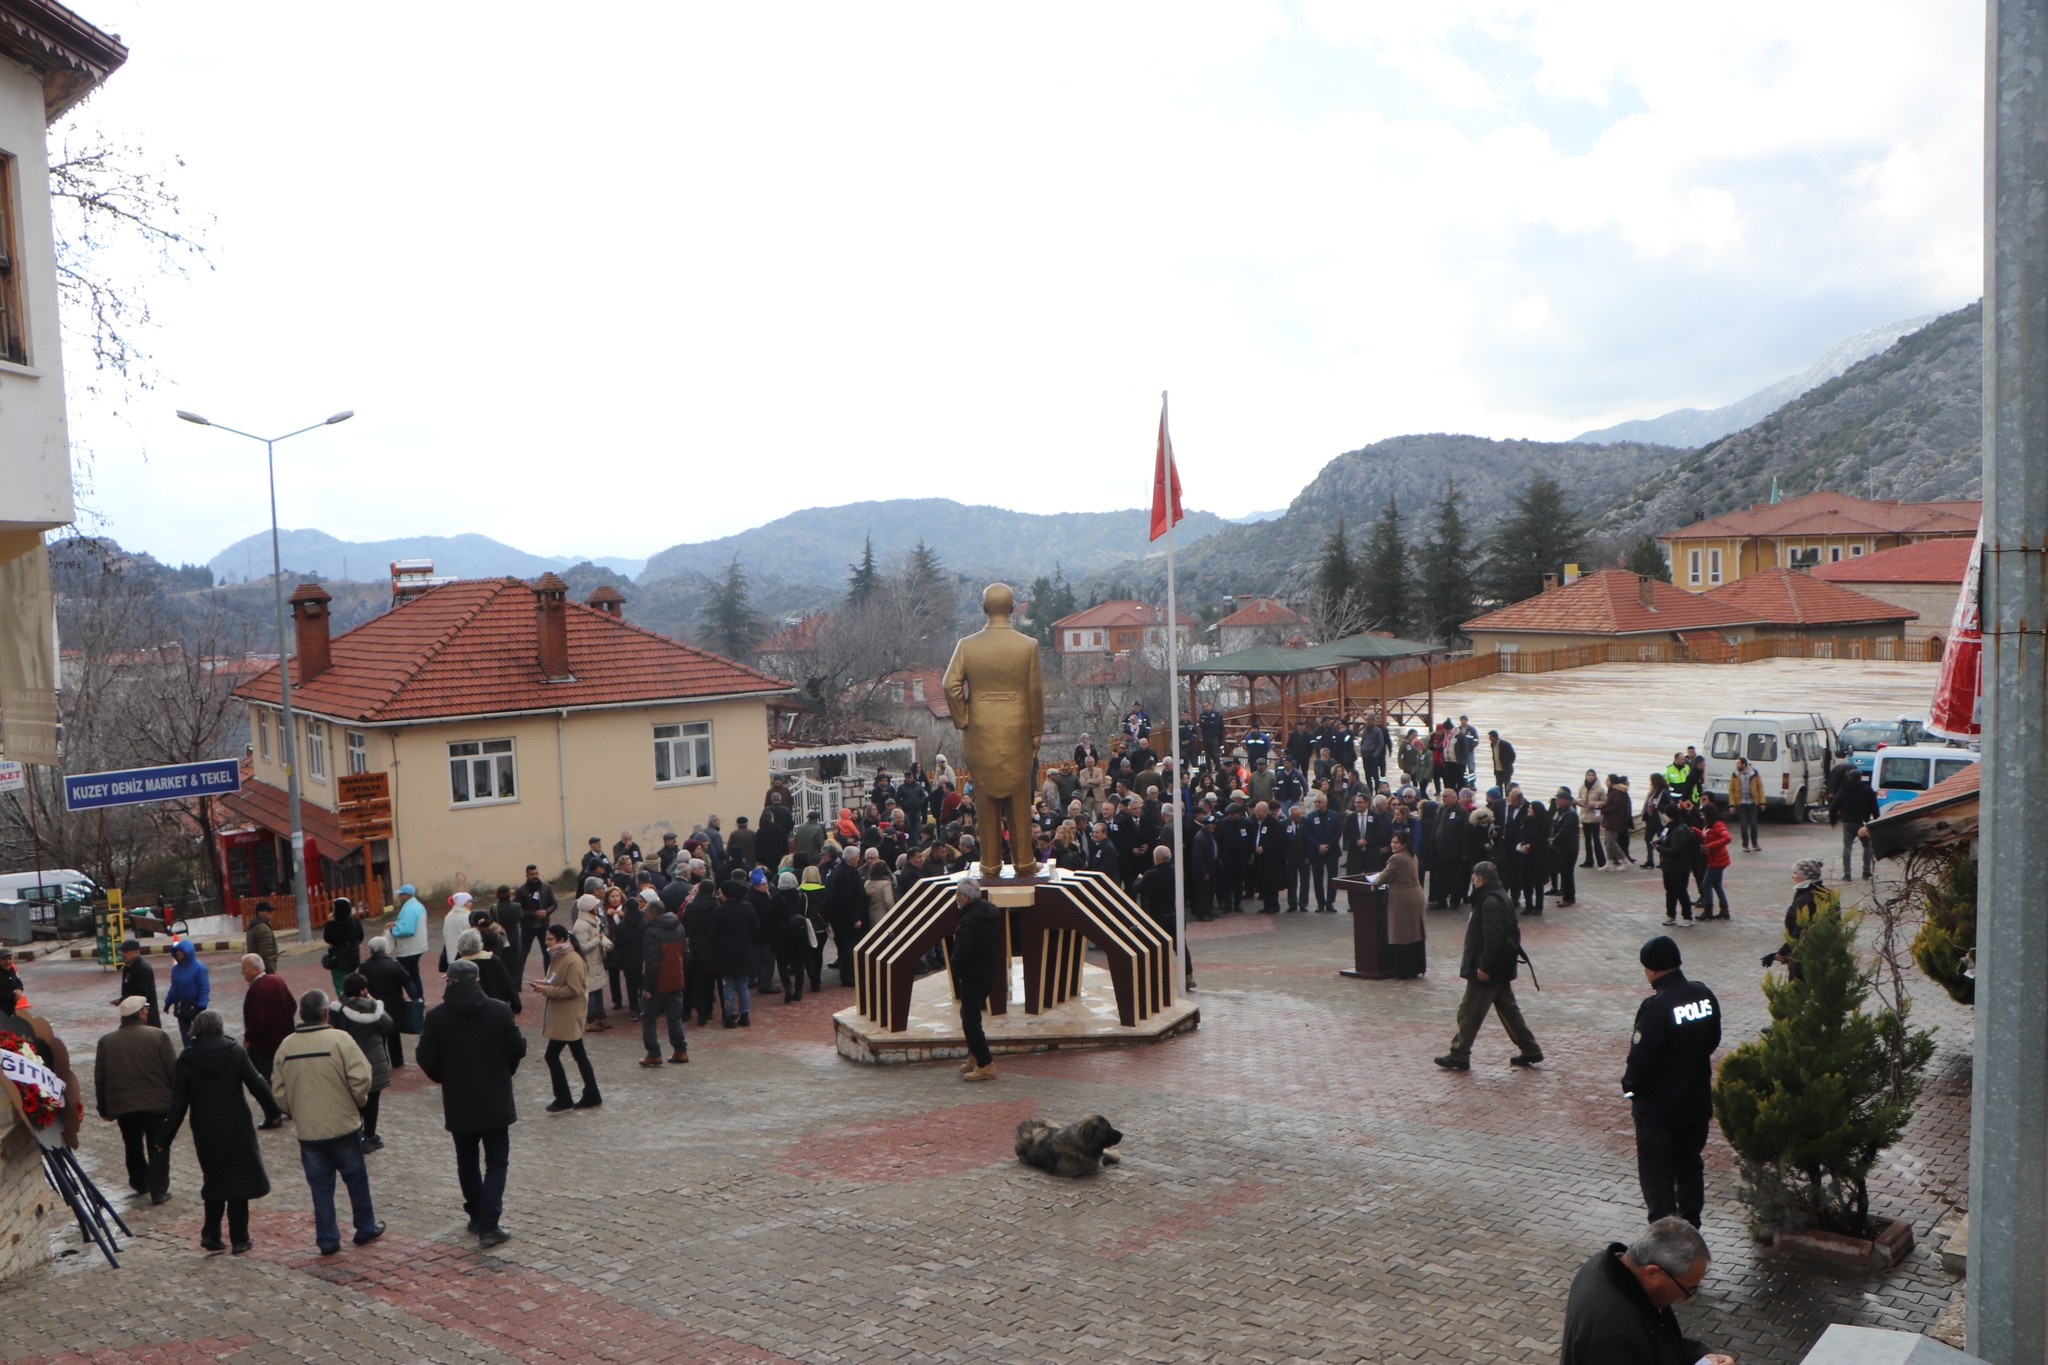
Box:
[1462,568,1757,637]
[1810,537,1973,585]
[233,577,793,724]
[1662,491,1980,541]
[1215,597,1304,629]
[1051,600,1198,631]
[1701,569,1918,626]
[220,777,350,851]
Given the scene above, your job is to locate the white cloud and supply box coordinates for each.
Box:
[58,0,1984,569]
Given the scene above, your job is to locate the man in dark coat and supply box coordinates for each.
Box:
[1136,847,1194,988]
[1250,802,1289,913]
[241,955,298,1081]
[416,959,527,1249]
[680,881,721,1025]
[115,939,159,1028]
[1624,936,1722,1228]
[156,1009,283,1254]
[639,898,689,1063]
[1503,790,1549,915]
[757,794,794,879]
[95,996,178,1203]
[1548,789,1580,906]
[710,881,760,1026]
[950,878,1004,1081]
[1559,1219,1723,1365]
[825,849,869,987]
[1435,862,1542,1070]
[1212,803,1252,911]
[513,865,558,975]
[1828,767,1880,881]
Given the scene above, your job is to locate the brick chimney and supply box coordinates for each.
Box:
[289,582,333,681]
[1638,576,1656,609]
[1540,573,1558,593]
[534,573,571,680]
[586,585,625,617]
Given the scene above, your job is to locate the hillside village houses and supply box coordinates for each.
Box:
[1212,595,1308,652]
[1050,600,1199,672]
[221,573,795,908]
[1811,537,1971,643]
[1657,489,1979,591]
[0,1,126,770]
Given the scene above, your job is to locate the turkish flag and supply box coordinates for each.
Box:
[1150,398,1183,542]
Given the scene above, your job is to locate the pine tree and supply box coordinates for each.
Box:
[1417,481,1476,644]
[899,540,954,660]
[1625,535,1672,582]
[701,556,762,660]
[1044,566,1078,623]
[1712,896,1936,1235]
[1317,516,1356,604]
[1358,496,1408,632]
[846,535,879,607]
[1910,853,1976,1004]
[1479,472,1582,605]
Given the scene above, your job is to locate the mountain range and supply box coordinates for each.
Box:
[208,530,646,586]
[1572,313,1940,448]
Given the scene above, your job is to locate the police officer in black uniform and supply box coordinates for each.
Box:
[1623,935,1721,1227]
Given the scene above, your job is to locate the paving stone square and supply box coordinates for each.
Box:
[0,812,1968,1364]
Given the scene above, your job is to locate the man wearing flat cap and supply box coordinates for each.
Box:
[1624,935,1722,1227]
[95,996,179,1204]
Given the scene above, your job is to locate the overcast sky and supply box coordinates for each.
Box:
[59,1,1983,570]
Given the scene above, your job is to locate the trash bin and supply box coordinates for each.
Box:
[0,900,31,945]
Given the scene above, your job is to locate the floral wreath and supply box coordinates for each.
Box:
[0,1030,63,1135]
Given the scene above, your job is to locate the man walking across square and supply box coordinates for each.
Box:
[270,990,382,1255]
[94,996,177,1204]
[1435,861,1543,1071]
[417,959,526,1248]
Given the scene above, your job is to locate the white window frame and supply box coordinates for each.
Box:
[345,729,368,775]
[304,718,327,782]
[1850,544,1864,557]
[256,708,270,762]
[449,738,518,807]
[1707,549,1722,585]
[1829,545,1843,562]
[1688,550,1701,585]
[654,721,714,786]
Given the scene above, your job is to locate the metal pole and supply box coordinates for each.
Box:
[1162,391,1187,999]
[266,437,314,943]
[1971,4,2048,1359]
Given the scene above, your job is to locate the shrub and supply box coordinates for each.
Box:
[1712,896,1936,1238]
[1910,854,1976,1005]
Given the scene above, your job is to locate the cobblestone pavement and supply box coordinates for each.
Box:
[0,819,1968,1364]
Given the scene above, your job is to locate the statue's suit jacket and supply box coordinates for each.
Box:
[942,621,1044,798]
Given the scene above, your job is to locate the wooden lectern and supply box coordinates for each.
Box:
[1332,875,1394,979]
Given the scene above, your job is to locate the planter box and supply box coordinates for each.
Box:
[1775,1216,1916,1272]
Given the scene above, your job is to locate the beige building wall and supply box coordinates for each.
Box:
[367,697,774,888]
[0,55,71,534]
[1809,582,1957,642]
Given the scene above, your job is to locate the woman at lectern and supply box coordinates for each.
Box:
[1366,830,1427,979]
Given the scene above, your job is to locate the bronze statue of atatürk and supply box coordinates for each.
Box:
[941,583,1045,879]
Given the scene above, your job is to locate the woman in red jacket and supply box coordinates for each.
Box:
[1697,800,1732,920]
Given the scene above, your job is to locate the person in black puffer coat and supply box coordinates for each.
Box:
[771,871,815,1003]
[710,881,759,1027]
[681,882,721,1027]
[360,937,414,1068]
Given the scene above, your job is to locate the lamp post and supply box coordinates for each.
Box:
[176,408,354,943]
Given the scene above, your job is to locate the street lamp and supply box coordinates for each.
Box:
[176,408,354,943]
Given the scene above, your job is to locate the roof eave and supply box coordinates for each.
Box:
[0,0,129,122]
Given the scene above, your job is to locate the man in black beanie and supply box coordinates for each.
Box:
[1623,935,1721,1227]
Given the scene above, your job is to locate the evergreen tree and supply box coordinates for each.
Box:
[1358,496,1408,633]
[1317,516,1356,604]
[1712,896,1936,1235]
[1043,566,1078,623]
[899,540,954,659]
[846,535,879,607]
[1416,480,1476,644]
[1910,853,1976,1005]
[1625,535,1672,582]
[1479,472,1582,605]
[701,555,762,660]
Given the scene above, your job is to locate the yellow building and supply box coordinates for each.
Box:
[224,574,794,899]
[1657,491,1978,593]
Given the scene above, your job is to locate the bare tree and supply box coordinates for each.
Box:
[1297,584,1373,644]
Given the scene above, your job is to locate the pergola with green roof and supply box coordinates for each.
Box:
[1176,633,1445,735]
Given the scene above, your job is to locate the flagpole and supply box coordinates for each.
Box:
[1162,390,1188,999]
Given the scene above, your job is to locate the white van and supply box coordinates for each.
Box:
[1871,745,1980,815]
[1700,712,1840,820]
[0,869,97,904]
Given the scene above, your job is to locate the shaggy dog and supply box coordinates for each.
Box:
[1015,1115,1123,1177]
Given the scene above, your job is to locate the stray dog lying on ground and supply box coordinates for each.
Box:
[1015,1115,1124,1176]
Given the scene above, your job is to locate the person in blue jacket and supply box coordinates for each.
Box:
[164,939,211,1048]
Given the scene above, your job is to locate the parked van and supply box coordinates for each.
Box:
[1838,716,1936,778]
[1700,712,1841,820]
[1871,745,1979,815]
[0,869,97,904]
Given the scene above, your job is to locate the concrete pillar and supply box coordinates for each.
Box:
[1970,4,2048,1360]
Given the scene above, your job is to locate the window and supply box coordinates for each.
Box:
[1879,756,1930,793]
[304,719,327,782]
[346,730,367,775]
[256,709,269,762]
[1709,730,1741,760]
[1934,757,1976,786]
[1092,631,1103,646]
[654,722,714,785]
[1688,550,1701,585]
[1829,546,1843,562]
[1745,732,1779,762]
[1850,544,1864,557]
[450,738,517,805]
[0,156,23,365]
[1707,549,1722,584]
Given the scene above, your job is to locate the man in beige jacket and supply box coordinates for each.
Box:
[271,989,382,1255]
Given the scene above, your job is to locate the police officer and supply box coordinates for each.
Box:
[1623,935,1721,1227]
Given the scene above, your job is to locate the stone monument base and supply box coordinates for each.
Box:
[834,960,1199,1065]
